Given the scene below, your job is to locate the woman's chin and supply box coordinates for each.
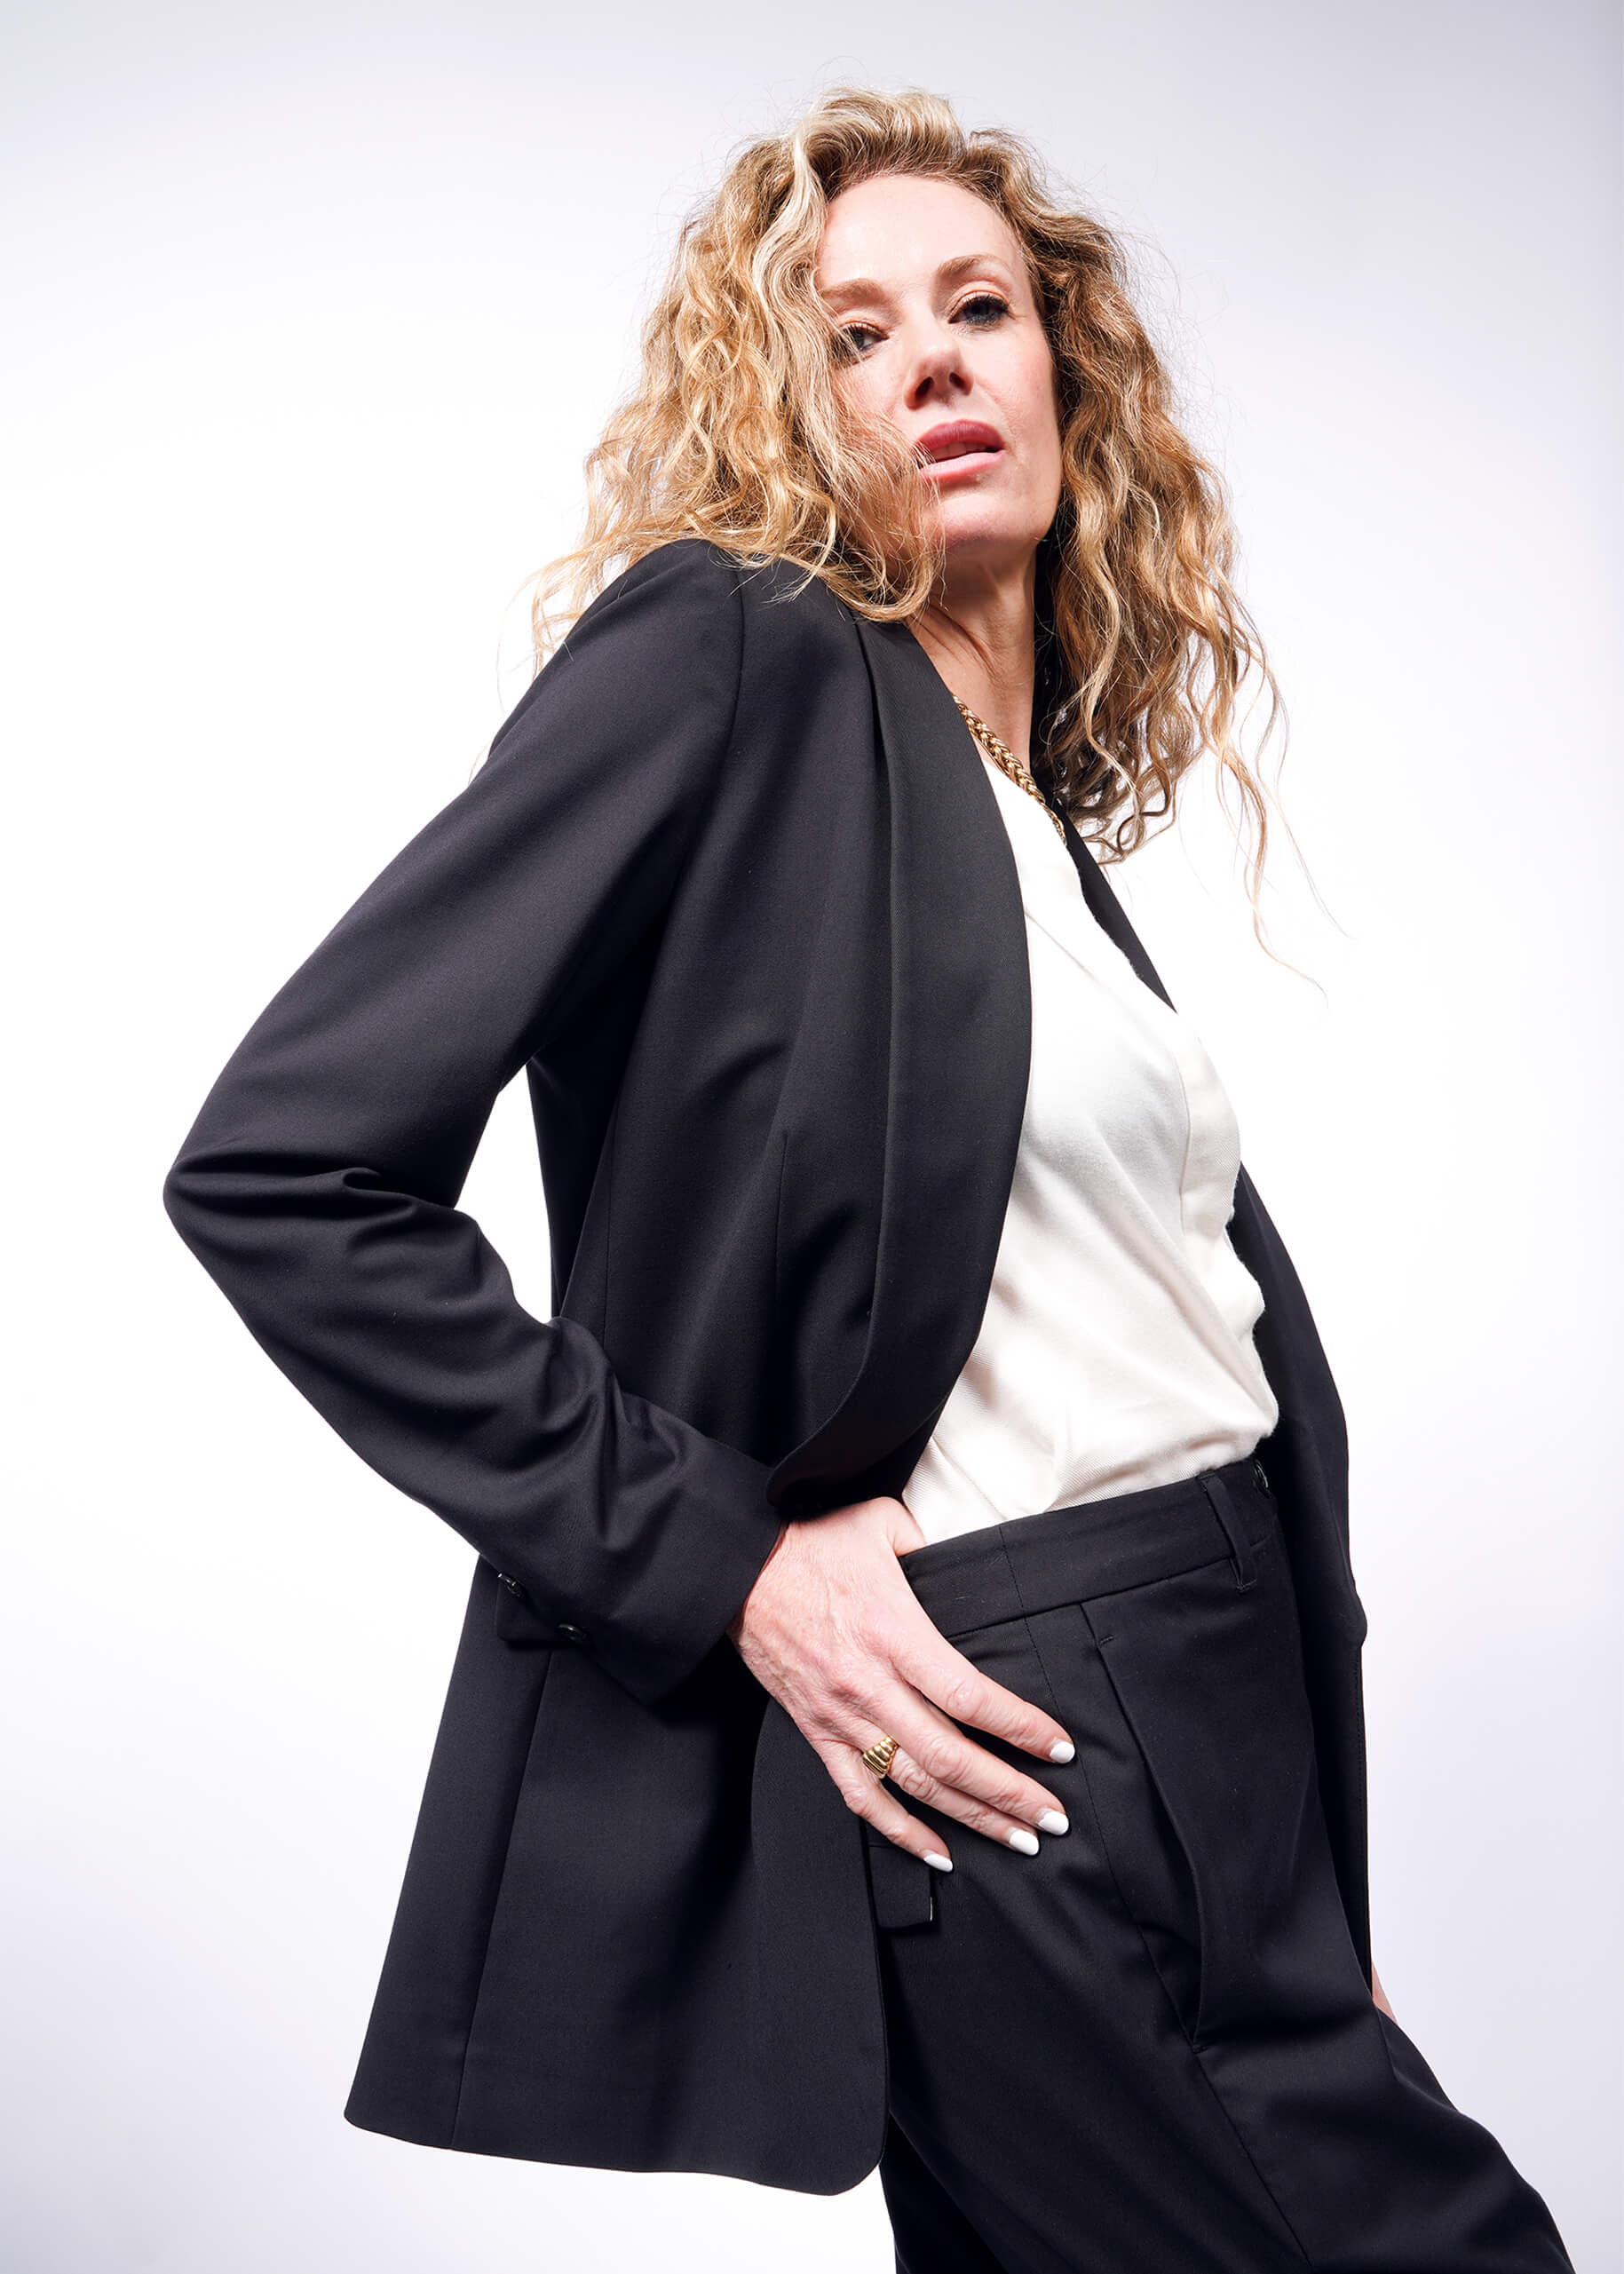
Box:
[937,514,1047,582]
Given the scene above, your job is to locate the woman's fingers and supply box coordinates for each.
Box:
[877,1699,1071,1851]
[822,1693,1069,1866]
[822,1634,1075,1860]
[897,1632,1074,1766]
[815,1734,955,1871]
[819,1663,1076,1865]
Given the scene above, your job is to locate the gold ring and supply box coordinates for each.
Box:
[861,1733,900,1780]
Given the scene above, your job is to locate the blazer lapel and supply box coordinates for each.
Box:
[1054,804,1175,1006]
[766,619,1032,1511]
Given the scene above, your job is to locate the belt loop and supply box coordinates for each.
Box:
[1200,1469,1257,1591]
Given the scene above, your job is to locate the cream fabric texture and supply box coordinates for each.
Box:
[902,752,1279,1546]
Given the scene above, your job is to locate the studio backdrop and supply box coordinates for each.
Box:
[3,4,1616,2269]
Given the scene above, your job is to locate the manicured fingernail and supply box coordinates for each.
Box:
[1007,1827,1040,1856]
[1049,1739,1075,1763]
[923,1850,953,1873]
[1036,1809,1069,1835]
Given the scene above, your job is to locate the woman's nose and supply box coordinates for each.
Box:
[903,323,970,408]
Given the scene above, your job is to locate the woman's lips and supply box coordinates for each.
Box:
[919,449,1002,483]
[915,420,1004,481]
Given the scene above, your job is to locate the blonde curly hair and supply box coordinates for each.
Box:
[528,83,1287,920]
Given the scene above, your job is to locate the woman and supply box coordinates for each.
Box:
[162,85,1573,2272]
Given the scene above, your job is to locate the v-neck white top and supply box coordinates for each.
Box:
[900,752,1279,1546]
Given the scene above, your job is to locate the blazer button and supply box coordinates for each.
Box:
[557,1621,587,1644]
[497,1572,527,1599]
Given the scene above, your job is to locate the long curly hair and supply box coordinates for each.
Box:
[527,84,1288,921]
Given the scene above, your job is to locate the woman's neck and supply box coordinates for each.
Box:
[907,554,1039,767]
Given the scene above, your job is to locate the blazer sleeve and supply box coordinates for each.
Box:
[161,538,785,1710]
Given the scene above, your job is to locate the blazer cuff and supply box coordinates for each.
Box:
[491,1430,788,1709]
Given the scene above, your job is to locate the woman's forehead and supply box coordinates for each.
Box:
[816,175,1021,295]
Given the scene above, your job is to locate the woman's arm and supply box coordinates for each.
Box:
[162,541,784,1709]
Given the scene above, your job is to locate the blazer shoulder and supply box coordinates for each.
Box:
[618,537,858,639]
[528,540,860,756]
[495,539,749,754]
[561,535,749,642]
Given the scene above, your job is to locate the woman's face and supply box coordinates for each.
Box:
[816,172,1064,583]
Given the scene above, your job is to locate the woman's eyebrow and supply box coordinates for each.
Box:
[820,252,1015,309]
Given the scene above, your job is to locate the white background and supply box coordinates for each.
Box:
[4,4,1617,2266]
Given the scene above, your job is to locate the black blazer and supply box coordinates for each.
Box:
[162,536,1368,2194]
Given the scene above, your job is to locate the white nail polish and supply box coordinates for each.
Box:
[1036,1809,1069,1835]
[1049,1739,1075,1763]
[1007,1827,1040,1856]
[923,1850,953,1873]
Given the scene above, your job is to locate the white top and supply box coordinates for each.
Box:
[901,751,1279,1546]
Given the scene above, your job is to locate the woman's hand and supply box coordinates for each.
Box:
[727,1494,1075,1871]
[1371,1961,1397,2022]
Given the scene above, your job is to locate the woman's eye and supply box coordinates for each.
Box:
[832,296,1008,361]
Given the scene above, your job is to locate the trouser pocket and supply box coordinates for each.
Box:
[1027,1525,1359,2049]
[862,1820,939,1930]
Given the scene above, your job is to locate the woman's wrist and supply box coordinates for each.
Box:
[727,1518,790,1644]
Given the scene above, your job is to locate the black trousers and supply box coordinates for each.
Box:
[863,1457,1573,2273]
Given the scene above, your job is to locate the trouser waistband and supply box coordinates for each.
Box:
[896,1453,1277,1638]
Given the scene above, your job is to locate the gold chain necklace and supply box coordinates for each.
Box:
[953,700,1067,842]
